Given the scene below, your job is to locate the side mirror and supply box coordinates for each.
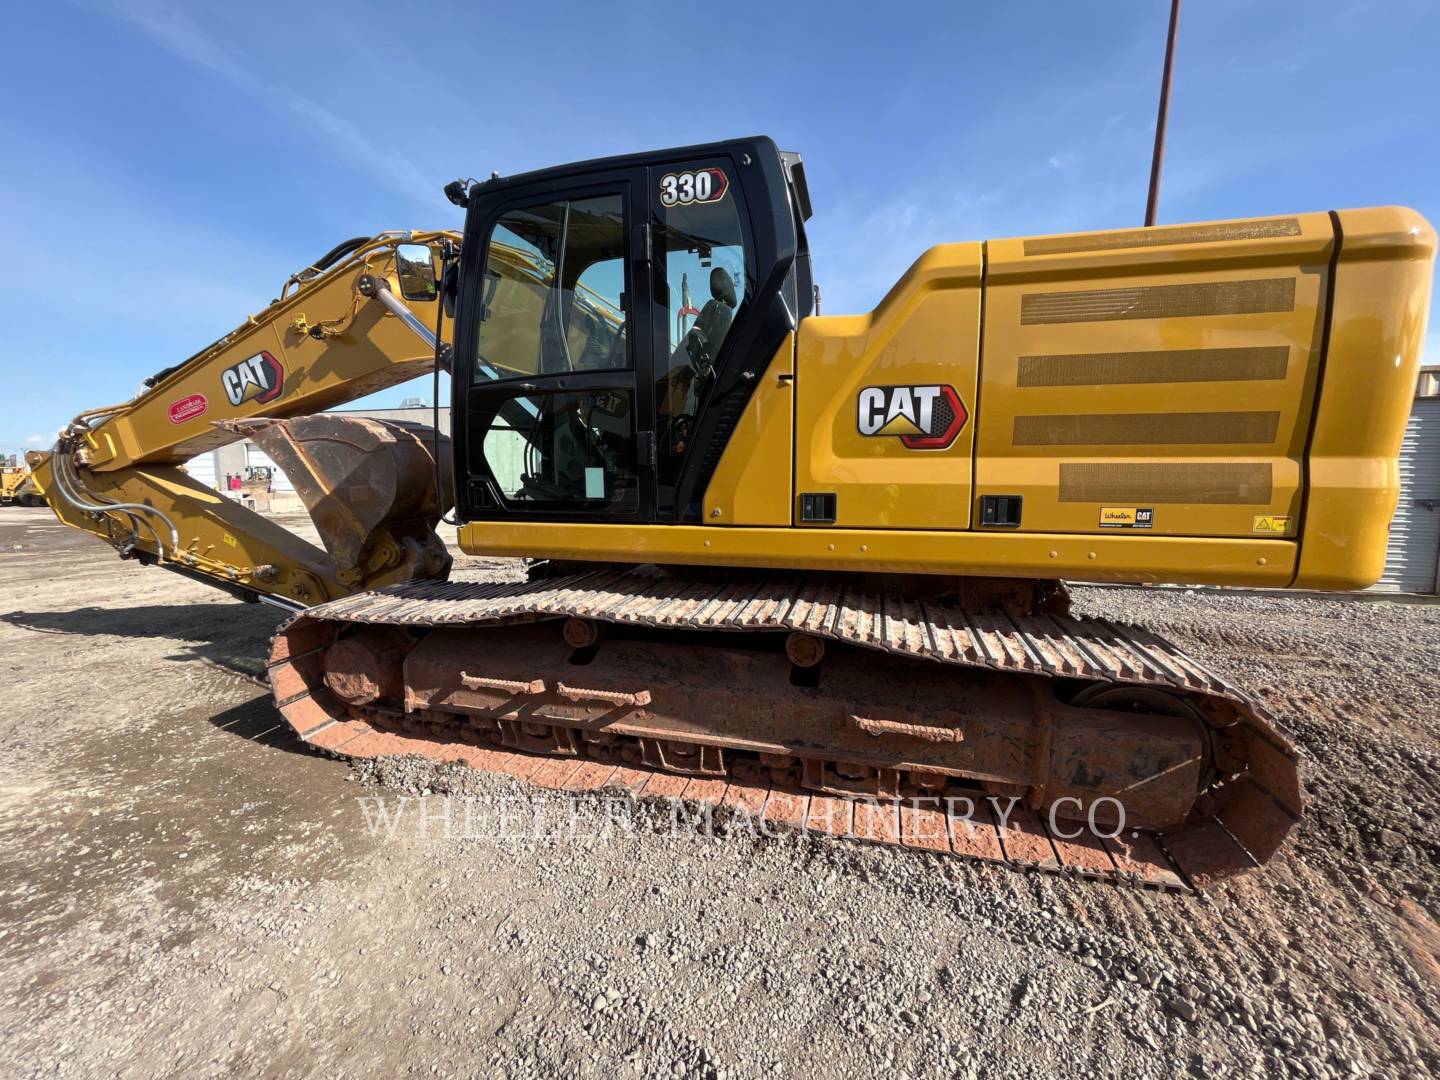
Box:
[395,243,437,301]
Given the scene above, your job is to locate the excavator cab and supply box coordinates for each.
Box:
[451,137,813,524]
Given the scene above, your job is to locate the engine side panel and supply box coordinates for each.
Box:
[791,243,983,529]
[976,212,1334,540]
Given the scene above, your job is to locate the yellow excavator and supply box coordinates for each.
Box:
[2,457,41,506]
[29,138,1435,889]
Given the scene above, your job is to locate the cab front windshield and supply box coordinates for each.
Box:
[473,195,627,382]
[471,193,637,510]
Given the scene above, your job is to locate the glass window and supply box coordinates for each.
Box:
[475,194,628,382]
[480,388,638,510]
[654,168,749,480]
[568,257,626,371]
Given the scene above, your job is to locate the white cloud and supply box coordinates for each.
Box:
[24,434,46,446]
[109,1,441,208]
[115,1,239,77]
[287,98,434,202]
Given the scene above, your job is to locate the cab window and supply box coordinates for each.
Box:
[653,167,750,489]
[479,388,638,510]
[474,194,628,381]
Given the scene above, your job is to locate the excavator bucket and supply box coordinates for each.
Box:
[221,415,453,589]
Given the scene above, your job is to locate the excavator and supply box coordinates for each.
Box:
[1,457,42,506]
[29,137,1436,889]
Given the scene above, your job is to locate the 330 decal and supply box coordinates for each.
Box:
[659,168,729,207]
[857,384,968,450]
[222,351,285,407]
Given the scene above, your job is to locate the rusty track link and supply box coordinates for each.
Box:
[268,569,1306,891]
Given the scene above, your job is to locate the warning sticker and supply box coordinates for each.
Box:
[1099,507,1154,529]
[1252,514,1291,535]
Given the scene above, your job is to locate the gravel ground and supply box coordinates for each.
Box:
[1,504,1437,1078]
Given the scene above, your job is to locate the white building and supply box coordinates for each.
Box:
[1376,368,1440,594]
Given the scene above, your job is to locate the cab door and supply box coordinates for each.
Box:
[454,171,656,522]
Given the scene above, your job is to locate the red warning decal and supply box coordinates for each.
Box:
[167,394,209,425]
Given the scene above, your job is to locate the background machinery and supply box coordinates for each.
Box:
[1,456,41,506]
[29,137,1436,888]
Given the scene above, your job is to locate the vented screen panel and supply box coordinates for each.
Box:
[1016,347,1290,387]
[1014,412,1281,447]
[1058,462,1273,504]
[1023,218,1302,256]
[1021,278,1296,325]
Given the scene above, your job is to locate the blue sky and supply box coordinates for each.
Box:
[3,0,1438,455]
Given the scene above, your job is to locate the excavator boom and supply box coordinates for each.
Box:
[30,231,460,607]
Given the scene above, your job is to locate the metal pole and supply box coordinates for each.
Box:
[1145,0,1182,226]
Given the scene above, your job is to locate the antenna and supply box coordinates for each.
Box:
[1144,0,1182,227]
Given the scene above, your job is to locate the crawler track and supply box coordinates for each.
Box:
[269,569,1306,890]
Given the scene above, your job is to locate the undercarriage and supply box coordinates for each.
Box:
[270,568,1305,891]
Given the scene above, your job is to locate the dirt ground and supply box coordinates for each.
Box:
[2,504,1438,1079]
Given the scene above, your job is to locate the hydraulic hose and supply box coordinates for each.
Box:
[312,236,373,273]
[46,440,180,560]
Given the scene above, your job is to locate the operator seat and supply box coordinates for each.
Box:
[685,267,737,374]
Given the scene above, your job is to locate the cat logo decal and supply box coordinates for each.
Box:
[856,385,967,450]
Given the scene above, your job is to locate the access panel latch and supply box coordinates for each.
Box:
[980,495,1023,528]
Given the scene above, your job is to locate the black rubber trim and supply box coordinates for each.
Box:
[1287,211,1344,586]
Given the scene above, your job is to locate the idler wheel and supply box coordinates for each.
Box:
[1071,684,1216,790]
[323,626,413,705]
